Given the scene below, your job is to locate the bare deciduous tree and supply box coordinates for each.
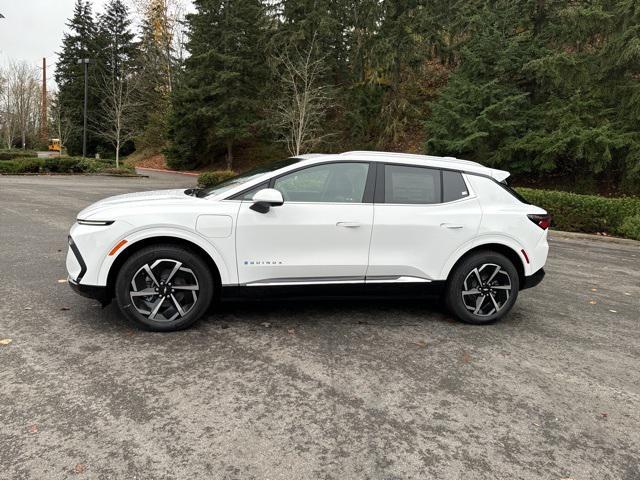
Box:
[271,36,333,156]
[1,61,40,149]
[0,66,12,148]
[92,73,142,167]
[50,92,72,154]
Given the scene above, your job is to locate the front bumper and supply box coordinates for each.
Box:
[68,277,111,306]
[67,234,112,306]
[521,268,545,290]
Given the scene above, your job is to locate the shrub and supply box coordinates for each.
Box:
[197,170,237,188]
[0,149,38,160]
[42,157,83,173]
[0,156,135,175]
[0,159,43,173]
[516,187,640,239]
[618,215,640,241]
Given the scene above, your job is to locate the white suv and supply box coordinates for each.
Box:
[67,151,549,331]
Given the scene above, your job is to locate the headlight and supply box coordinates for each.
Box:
[77,219,115,226]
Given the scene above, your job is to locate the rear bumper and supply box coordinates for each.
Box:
[68,278,111,306]
[521,268,545,290]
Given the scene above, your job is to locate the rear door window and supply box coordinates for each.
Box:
[384,165,441,204]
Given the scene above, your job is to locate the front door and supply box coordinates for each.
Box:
[235,162,374,285]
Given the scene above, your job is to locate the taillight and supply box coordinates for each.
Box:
[527,214,551,230]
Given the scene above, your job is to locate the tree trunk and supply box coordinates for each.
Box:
[226,140,233,171]
[116,140,120,169]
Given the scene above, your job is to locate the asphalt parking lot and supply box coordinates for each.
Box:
[1,172,639,480]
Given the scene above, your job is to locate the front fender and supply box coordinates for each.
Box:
[96,226,235,286]
[439,233,530,280]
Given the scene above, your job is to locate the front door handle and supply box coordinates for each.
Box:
[441,223,463,229]
[337,222,361,228]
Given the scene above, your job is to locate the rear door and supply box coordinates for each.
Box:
[366,164,482,282]
[235,162,375,285]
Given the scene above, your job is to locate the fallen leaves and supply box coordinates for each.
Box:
[0,339,12,346]
[60,307,70,311]
[28,424,38,434]
[600,412,608,418]
[589,300,597,305]
[260,322,271,328]
[413,340,427,348]
[74,463,87,474]
[462,351,471,364]
[287,328,296,335]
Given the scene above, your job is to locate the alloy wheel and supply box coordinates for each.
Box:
[461,263,512,317]
[129,259,200,322]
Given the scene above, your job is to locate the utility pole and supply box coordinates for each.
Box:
[77,58,91,158]
[41,58,48,144]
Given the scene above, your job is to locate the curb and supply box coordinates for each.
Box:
[136,167,200,177]
[549,229,640,246]
[0,172,146,178]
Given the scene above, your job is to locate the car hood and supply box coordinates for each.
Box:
[77,189,199,220]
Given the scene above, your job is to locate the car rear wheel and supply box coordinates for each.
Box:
[445,251,519,325]
[115,244,214,331]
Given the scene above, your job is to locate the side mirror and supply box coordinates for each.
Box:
[250,188,284,213]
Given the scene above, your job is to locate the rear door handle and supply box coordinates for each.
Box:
[441,223,463,229]
[337,222,361,228]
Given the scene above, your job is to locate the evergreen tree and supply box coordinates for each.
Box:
[92,0,140,159]
[55,0,97,155]
[136,0,179,150]
[95,0,138,81]
[167,0,269,170]
[426,0,640,190]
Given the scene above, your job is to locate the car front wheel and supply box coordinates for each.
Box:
[445,251,519,325]
[114,244,214,331]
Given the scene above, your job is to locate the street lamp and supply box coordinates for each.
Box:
[77,58,91,158]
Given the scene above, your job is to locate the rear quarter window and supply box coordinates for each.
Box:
[443,171,470,202]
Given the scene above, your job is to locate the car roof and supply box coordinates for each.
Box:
[296,151,510,182]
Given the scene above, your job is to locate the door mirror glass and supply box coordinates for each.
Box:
[250,188,284,213]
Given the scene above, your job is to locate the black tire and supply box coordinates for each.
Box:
[114,244,214,331]
[445,251,519,325]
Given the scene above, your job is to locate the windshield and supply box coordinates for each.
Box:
[195,157,303,198]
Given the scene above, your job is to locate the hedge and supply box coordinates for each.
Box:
[197,170,237,188]
[0,149,38,160]
[0,157,135,175]
[516,187,640,240]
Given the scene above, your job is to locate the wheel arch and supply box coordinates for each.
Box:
[104,236,223,300]
[444,242,526,287]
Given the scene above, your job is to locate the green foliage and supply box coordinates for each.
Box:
[167,0,270,171]
[0,150,38,160]
[0,157,134,174]
[55,0,140,158]
[426,0,640,191]
[0,159,43,174]
[197,170,237,188]
[516,188,640,239]
[618,215,640,241]
[55,0,99,156]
